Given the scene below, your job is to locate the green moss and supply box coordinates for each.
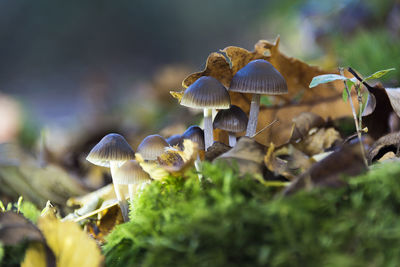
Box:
[19,201,41,224]
[104,162,400,267]
[0,243,28,267]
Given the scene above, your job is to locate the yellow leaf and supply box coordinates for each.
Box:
[22,215,103,267]
[169,90,184,102]
[136,153,169,180]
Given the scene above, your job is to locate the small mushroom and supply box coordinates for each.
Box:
[181,126,205,151]
[230,59,287,137]
[166,134,183,147]
[137,134,169,161]
[180,76,230,150]
[86,133,135,222]
[113,160,151,204]
[213,105,248,146]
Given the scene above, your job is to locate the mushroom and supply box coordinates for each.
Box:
[113,160,151,205]
[180,125,205,180]
[166,134,182,147]
[180,76,231,150]
[86,133,135,222]
[180,125,205,151]
[229,59,287,137]
[213,105,248,146]
[137,134,169,161]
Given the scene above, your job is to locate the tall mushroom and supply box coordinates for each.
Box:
[213,105,248,147]
[229,59,287,137]
[113,160,151,204]
[86,133,135,222]
[180,76,230,150]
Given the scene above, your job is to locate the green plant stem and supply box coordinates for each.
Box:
[339,68,368,168]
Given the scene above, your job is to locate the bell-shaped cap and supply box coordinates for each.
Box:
[112,160,151,185]
[86,133,135,167]
[137,134,169,161]
[213,105,248,132]
[181,125,205,150]
[180,76,231,109]
[166,134,182,147]
[229,59,288,95]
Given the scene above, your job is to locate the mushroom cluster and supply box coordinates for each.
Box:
[85,58,287,222]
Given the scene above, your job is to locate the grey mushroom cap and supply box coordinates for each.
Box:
[137,134,169,161]
[86,133,135,167]
[213,105,248,132]
[180,76,231,109]
[181,125,205,150]
[112,160,151,185]
[229,59,288,95]
[166,134,183,147]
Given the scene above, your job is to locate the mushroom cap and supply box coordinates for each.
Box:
[137,134,169,161]
[180,76,231,109]
[112,160,151,185]
[213,105,248,132]
[166,134,182,147]
[229,59,288,95]
[181,125,205,150]
[86,133,135,167]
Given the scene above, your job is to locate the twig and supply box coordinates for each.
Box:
[251,119,279,138]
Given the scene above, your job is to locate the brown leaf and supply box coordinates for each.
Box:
[292,127,342,156]
[289,112,326,142]
[214,137,265,177]
[283,143,367,195]
[0,211,44,246]
[204,141,231,161]
[363,85,400,139]
[182,52,232,88]
[367,132,400,164]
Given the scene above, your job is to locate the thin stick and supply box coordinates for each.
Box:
[251,119,279,138]
[340,68,368,167]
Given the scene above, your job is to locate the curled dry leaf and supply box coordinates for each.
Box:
[204,141,231,161]
[367,132,400,164]
[292,127,342,156]
[362,85,400,139]
[283,143,367,195]
[214,137,265,178]
[289,112,326,142]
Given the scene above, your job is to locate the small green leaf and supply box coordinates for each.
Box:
[309,74,349,88]
[342,89,349,102]
[260,96,273,106]
[0,201,5,212]
[363,68,395,81]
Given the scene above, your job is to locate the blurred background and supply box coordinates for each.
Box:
[0,0,399,207]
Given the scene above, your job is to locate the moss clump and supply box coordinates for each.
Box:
[104,162,400,267]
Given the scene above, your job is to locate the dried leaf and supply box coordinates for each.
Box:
[204,141,231,161]
[169,91,184,102]
[289,112,325,142]
[362,85,400,139]
[23,215,104,267]
[284,143,367,195]
[293,128,342,156]
[182,52,232,88]
[214,137,265,178]
[367,132,400,164]
[0,212,44,246]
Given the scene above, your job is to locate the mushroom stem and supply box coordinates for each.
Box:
[110,161,130,222]
[228,133,237,147]
[128,184,136,203]
[246,94,261,137]
[194,153,202,181]
[203,108,213,150]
